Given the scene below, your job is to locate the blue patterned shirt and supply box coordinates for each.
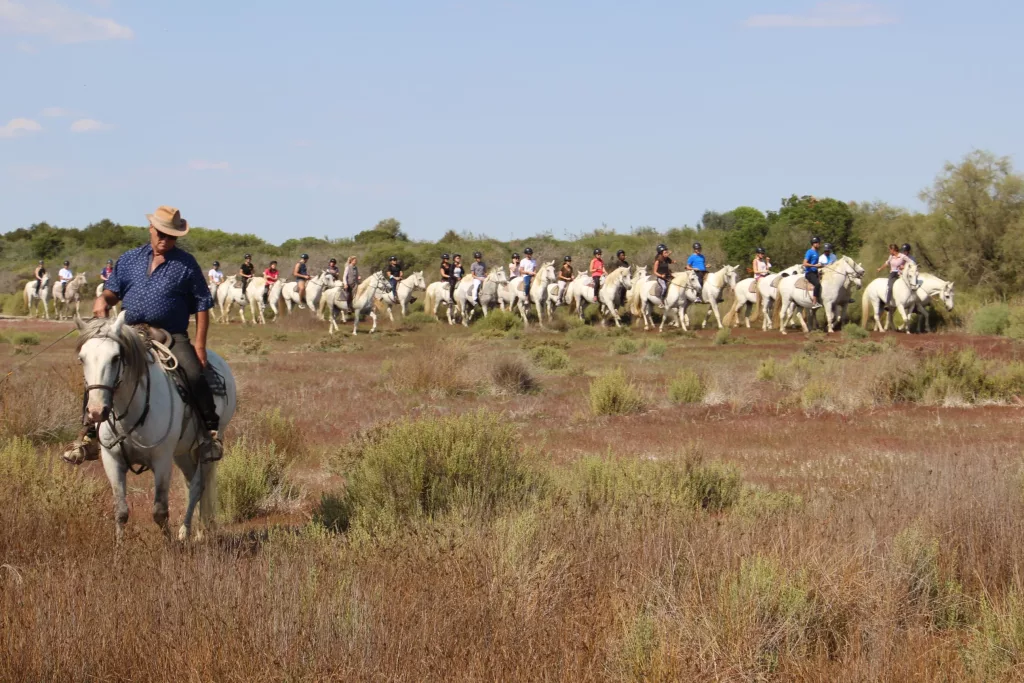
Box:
[105,244,213,334]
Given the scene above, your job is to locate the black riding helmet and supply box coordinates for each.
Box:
[38,260,44,265]
[244,253,251,259]
[823,243,833,251]
[106,258,113,264]
[453,253,462,259]
[512,252,520,260]
[564,255,572,262]
[473,251,482,258]
[616,249,625,257]
[389,255,398,261]
[656,244,667,254]
[693,242,701,250]
[810,236,821,245]
[593,248,602,255]
[755,247,765,255]
[524,247,533,255]
[300,253,309,259]
[329,258,337,264]
[269,260,277,266]
[63,260,69,266]
[212,260,220,267]
[441,253,450,260]
[901,243,912,253]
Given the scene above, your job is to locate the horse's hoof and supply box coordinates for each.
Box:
[177,525,189,542]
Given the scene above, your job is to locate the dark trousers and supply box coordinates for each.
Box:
[35,280,42,294]
[390,277,398,299]
[170,333,219,431]
[592,275,601,299]
[695,270,706,290]
[805,271,822,302]
[241,277,250,295]
[61,282,68,297]
[263,283,271,304]
[449,277,457,301]
[886,272,900,306]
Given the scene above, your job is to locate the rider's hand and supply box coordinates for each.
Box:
[195,344,208,368]
[92,297,109,318]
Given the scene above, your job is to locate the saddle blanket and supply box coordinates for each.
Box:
[793,277,815,292]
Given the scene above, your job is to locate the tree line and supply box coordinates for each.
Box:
[2,151,1022,299]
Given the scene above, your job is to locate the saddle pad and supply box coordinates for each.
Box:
[794,277,815,292]
[748,280,758,293]
[769,274,782,289]
[172,364,229,403]
[516,281,525,292]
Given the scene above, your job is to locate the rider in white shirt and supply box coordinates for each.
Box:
[58,260,73,297]
[208,260,224,288]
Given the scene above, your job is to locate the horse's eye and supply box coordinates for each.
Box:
[111,354,120,363]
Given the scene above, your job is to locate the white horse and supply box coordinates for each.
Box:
[698,265,740,330]
[53,273,88,321]
[779,257,863,334]
[327,271,390,335]
[630,269,701,332]
[569,267,633,327]
[75,313,237,542]
[860,262,936,334]
[509,261,556,328]
[455,268,509,326]
[216,277,265,324]
[378,271,427,322]
[23,274,50,319]
[250,278,286,324]
[553,272,588,319]
[423,279,461,325]
[726,265,804,330]
[905,273,955,333]
[95,282,120,317]
[281,271,335,315]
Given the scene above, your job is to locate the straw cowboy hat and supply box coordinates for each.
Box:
[147,205,189,237]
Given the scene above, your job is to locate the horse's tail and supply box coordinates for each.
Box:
[722,288,739,327]
[628,281,643,317]
[23,287,29,310]
[424,286,436,318]
[773,290,784,329]
[861,288,873,331]
[749,286,762,323]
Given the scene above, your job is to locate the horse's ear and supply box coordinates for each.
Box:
[74,314,86,331]
[110,310,126,336]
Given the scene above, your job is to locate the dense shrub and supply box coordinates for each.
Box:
[491,358,538,394]
[530,345,570,371]
[590,368,646,416]
[669,369,706,404]
[217,440,295,523]
[971,303,1010,336]
[645,340,667,358]
[841,323,869,340]
[474,309,522,332]
[611,337,638,355]
[713,328,732,345]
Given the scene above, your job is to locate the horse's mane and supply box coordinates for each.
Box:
[76,317,151,389]
[670,271,693,286]
[355,271,383,298]
[605,267,629,286]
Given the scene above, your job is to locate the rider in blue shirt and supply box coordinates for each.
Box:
[686,243,707,303]
[802,236,823,309]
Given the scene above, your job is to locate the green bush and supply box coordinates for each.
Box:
[403,311,436,325]
[324,411,540,535]
[963,589,1024,679]
[645,340,667,358]
[11,332,39,346]
[713,327,732,345]
[874,349,1024,404]
[217,440,295,523]
[669,369,706,404]
[530,345,570,371]
[3,293,29,317]
[1005,306,1024,340]
[756,357,778,381]
[971,303,1010,336]
[567,325,598,341]
[474,309,522,332]
[0,437,102,519]
[589,368,646,416]
[611,337,638,355]
[841,323,869,340]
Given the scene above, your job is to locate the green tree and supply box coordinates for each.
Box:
[31,228,64,260]
[920,150,1024,296]
[355,218,409,244]
[720,207,769,264]
[764,195,856,266]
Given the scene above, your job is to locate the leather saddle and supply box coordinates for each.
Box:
[793,277,815,292]
[132,324,228,398]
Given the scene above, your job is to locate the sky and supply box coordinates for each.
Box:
[1,0,1021,243]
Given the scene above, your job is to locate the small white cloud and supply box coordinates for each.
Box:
[0,0,134,44]
[188,160,231,171]
[41,106,70,117]
[70,118,112,132]
[0,117,42,139]
[745,2,897,28]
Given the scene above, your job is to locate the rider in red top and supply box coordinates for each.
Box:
[589,249,605,300]
[262,260,279,304]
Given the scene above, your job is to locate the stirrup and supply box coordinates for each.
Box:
[61,435,99,465]
[200,431,224,463]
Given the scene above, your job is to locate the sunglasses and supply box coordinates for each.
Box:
[153,227,178,241]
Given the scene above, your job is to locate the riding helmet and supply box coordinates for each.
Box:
[901,243,912,253]
[524,247,533,255]
[473,251,482,258]
[512,252,520,259]
[269,260,277,266]
[38,260,44,265]
[329,258,337,264]
[656,244,667,254]
[454,253,462,259]
[823,243,833,251]
[244,253,252,259]
[693,242,701,250]
[810,236,821,244]
[617,249,625,257]
[213,260,220,267]
[300,253,309,259]
[107,259,113,264]
[564,255,572,262]
[594,248,602,256]
[389,255,398,261]
[63,260,69,266]
[755,247,765,255]
[441,253,450,260]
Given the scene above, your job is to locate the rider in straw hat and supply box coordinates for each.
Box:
[64,205,222,464]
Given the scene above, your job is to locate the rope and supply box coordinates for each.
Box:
[0,326,78,390]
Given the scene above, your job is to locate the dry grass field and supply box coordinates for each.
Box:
[3,306,1024,681]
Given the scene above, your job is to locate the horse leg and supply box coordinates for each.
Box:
[100,447,130,543]
[151,454,173,539]
[897,302,912,334]
[535,299,545,327]
[178,454,204,542]
[369,312,378,333]
[825,302,835,333]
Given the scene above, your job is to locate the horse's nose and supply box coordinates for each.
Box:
[86,405,109,424]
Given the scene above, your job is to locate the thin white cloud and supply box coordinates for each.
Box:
[188,160,231,171]
[0,0,133,44]
[0,118,42,139]
[41,106,71,117]
[745,2,897,28]
[70,118,111,132]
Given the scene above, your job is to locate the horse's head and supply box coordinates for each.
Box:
[541,261,556,280]
[724,265,739,289]
[75,312,132,424]
[321,271,335,286]
[634,265,647,279]
[940,281,955,311]
[902,261,920,290]
[409,271,427,289]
